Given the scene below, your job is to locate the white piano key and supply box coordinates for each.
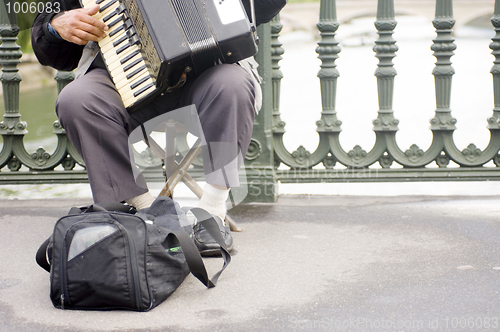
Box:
[114,65,149,90]
[116,69,149,90]
[111,62,148,87]
[109,52,143,78]
[119,76,155,101]
[99,29,126,52]
[123,84,156,108]
[98,0,118,13]
[101,45,140,72]
[82,0,97,7]
[99,21,125,42]
[89,1,119,21]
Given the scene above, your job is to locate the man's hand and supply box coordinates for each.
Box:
[51,5,109,45]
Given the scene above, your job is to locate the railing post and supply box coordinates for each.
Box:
[271,14,285,145]
[54,71,75,94]
[490,0,500,131]
[316,0,342,167]
[373,0,399,133]
[53,71,74,138]
[317,0,386,168]
[239,22,278,202]
[0,0,25,171]
[368,0,399,168]
[316,0,341,131]
[430,0,457,131]
[53,70,84,169]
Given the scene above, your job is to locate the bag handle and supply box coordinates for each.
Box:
[167,208,231,288]
[249,0,256,25]
[89,202,137,213]
[68,202,136,215]
[35,237,51,272]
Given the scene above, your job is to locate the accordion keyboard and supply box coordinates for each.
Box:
[83,0,157,109]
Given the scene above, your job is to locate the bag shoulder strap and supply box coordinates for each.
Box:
[168,208,231,288]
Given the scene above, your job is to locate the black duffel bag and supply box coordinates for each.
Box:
[36,196,230,311]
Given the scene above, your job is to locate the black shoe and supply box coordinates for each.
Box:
[193,215,233,257]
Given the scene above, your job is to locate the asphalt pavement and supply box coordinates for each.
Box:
[0,195,499,332]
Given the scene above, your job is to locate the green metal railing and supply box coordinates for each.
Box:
[1,0,500,202]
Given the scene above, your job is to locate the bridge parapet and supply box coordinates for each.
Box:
[1,0,500,202]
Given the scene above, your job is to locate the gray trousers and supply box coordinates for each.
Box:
[56,64,256,203]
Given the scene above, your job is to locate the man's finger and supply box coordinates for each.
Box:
[83,4,100,16]
[74,24,106,41]
[67,34,91,45]
[74,21,106,37]
[78,6,109,32]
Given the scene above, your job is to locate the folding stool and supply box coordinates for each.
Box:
[140,118,242,232]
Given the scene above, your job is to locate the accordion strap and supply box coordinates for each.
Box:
[249,0,256,25]
[166,67,191,93]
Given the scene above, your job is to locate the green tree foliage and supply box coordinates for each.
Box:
[3,0,48,52]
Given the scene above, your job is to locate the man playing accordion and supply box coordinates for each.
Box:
[31,0,286,254]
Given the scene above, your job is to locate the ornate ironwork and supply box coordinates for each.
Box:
[273,0,500,187]
[1,0,500,201]
[0,1,83,181]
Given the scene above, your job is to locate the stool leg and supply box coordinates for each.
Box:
[158,138,202,197]
[164,121,177,181]
[225,214,243,232]
[181,173,204,198]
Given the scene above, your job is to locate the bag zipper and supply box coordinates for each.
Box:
[119,222,143,310]
[60,231,68,309]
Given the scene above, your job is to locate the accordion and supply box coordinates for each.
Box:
[82,0,259,112]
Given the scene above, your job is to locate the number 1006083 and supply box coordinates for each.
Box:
[5,1,61,14]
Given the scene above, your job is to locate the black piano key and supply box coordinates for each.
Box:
[116,3,127,15]
[112,27,136,47]
[116,42,130,55]
[127,66,147,81]
[109,24,124,37]
[99,0,118,13]
[125,27,136,39]
[123,19,133,30]
[96,0,104,3]
[107,15,124,29]
[109,18,132,38]
[103,3,126,22]
[112,34,128,48]
[103,11,116,23]
[134,83,155,98]
[130,74,148,89]
[123,58,142,72]
[116,34,140,55]
[120,49,140,65]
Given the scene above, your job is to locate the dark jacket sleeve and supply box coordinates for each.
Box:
[30,0,85,71]
[242,0,288,26]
